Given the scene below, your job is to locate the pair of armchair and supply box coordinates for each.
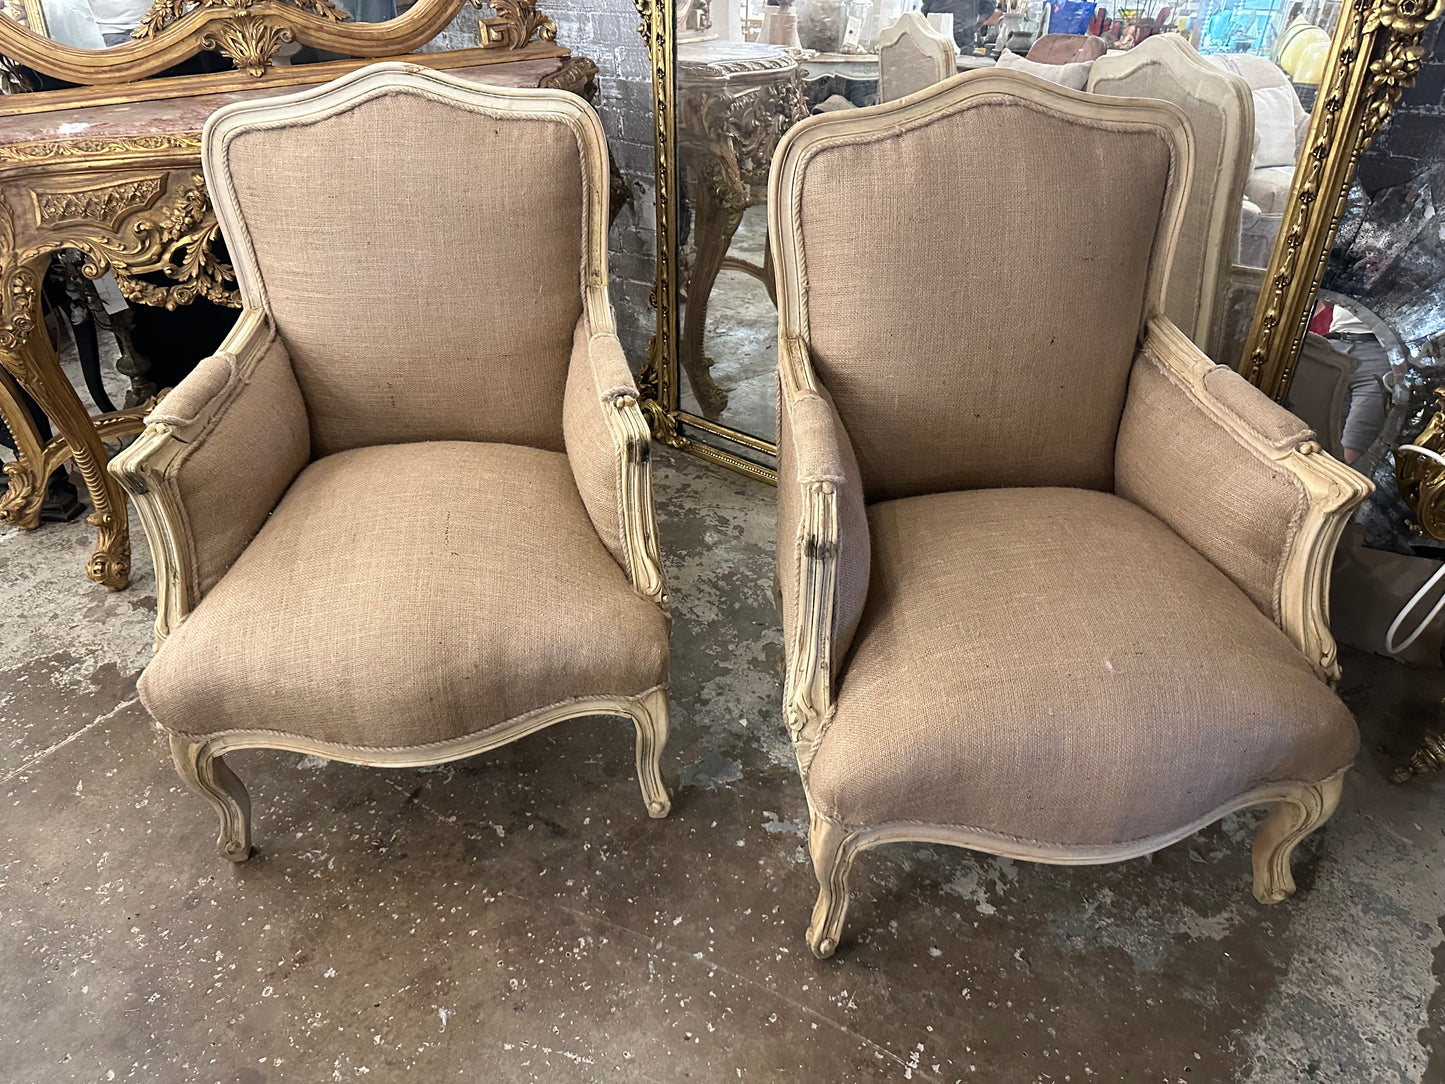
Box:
[112,64,674,861]
[115,63,1366,965]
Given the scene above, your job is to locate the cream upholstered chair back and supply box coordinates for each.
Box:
[203,66,609,458]
[1088,34,1252,358]
[768,69,1193,502]
[878,11,956,103]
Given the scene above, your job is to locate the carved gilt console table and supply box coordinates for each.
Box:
[0,26,595,589]
[676,40,805,419]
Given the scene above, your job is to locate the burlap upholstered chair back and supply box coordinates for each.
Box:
[770,70,1191,503]
[205,75,599,458]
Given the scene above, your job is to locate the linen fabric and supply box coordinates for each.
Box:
[803,488,1358,844]
[140,441,669,748]
[776,380,871,677]
[794,94,1174,501]
[563,313,637,577]
[1250,85,1303,168]
[148,329,311,597]
[218,90,587,457]
[1244,165,1298,215]
[996,49,1093,90]
[1115,346,1309,622]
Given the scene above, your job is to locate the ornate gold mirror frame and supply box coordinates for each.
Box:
[0,0,553,81]
[1241,0,1443,400]
[637,0,1441,483]
[634,0,781,484]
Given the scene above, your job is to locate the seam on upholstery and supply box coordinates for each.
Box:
[157,326,274,602]
[183,324,283,444]
[166,684,670,749]
[587,330,637,403]
[160,321,298,602]
[1200,367,1312,450]
[788,390,847,486]
[804,768,1353,843]
[1139,346,1307,624]
[578,313,638,587]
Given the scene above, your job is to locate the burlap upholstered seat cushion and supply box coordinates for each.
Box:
[804,488,1358,847]
[139,441,669,748]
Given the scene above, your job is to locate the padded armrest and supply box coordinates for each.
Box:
[562,297,667,606]
[109,309,310,645]
[778,336,871,749]
[1115,316,1372,681]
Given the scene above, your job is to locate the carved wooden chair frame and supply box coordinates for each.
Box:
[110,63,672,861]
[769,71,1373,958]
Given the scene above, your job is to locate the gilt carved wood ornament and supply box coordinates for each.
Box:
[0,0,557,83]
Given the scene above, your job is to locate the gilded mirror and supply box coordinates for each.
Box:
[0,0,552,82]
[637,0,1441,483]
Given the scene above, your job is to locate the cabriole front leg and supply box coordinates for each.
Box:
[0,253,130,588]
[169,734,253,863]
[1250,774,1344,904]
[678,162,740,420]
[628,687,673,819]
[806,807,858,959]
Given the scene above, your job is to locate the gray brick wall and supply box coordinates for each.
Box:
[432,2,659,366]
[549,0,659,365]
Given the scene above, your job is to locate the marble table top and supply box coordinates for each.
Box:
[0,52,564,147]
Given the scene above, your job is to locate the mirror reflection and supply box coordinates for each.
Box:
[1296,161,1445,554]
[672,0,1343,455]
[0,0,400,50]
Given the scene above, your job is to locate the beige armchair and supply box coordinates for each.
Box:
[770,70,1372,959]
[110,63,672,862]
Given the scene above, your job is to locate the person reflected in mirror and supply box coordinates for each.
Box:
[87,0,152,45]
[1311,300,1392,465]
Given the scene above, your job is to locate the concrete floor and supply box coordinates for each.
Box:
[2,446,1444,1082]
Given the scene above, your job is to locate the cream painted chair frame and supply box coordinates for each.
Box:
[110,63,672,862]
[769,70,1372,958]
[1087,33,1252,359]
[877,11,957,104]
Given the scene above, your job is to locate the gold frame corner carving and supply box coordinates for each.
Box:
[0,0,498,84]
[478,0,557,50]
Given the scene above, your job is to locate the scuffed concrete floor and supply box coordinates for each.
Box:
[2,446,1444,1082]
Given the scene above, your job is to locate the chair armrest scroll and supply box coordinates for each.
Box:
[108,309,309,646]
[779,335,870,749]
[563,297,667,606]
[1116,316,1372,681]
